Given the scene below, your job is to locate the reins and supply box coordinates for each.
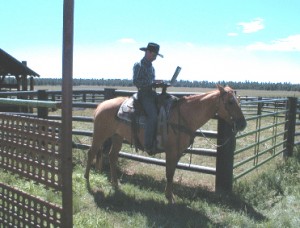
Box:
[198,127,234,148]
[168,102,196,147]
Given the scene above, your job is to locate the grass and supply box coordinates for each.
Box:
[234,148,300,227]
[67,146,300,227]
[2,148,299,227]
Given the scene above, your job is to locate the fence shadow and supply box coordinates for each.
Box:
[86,171,267,226]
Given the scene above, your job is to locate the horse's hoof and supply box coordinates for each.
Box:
[111,181,120,189]
[168,198,175,204]
[166,194,175,204]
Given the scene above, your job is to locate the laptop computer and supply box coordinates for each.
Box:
[169,66,181,85]
[153,66,181,88]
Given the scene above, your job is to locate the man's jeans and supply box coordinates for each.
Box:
[138,89,157,149]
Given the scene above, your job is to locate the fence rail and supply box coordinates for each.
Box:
[1,89,299,188]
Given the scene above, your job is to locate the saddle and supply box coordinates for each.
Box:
[117,92,178,153]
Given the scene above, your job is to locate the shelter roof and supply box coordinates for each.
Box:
[0,48,40,77]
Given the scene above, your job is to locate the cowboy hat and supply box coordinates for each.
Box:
[140,42,163,58]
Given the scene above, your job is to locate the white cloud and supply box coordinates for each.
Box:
[118,38,136,44]
[184,42,195,48]
[238,18,264,33]
[13,41,300,84]
[227,32,238,37]
[154,43,300,83]
[10,46,62,78]
[246,34,300,51]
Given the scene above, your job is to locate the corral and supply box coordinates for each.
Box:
[2,0,300,226]
[1,87,299,227]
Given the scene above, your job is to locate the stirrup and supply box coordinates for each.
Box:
[144,143,157,155]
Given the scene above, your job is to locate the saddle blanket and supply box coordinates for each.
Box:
[116,94,176,127]
[117,96,147,126]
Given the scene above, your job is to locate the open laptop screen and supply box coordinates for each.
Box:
[170,66,181,85]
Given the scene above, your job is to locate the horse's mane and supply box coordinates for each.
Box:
[177,89,218,104]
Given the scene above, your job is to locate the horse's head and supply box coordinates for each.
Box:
[216,85,247,133]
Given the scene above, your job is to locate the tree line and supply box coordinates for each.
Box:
[34,78,300,91]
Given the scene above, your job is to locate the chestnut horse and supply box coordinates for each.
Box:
[85,85,246,203]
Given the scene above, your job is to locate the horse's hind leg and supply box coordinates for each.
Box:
[109,134,123,188]
[85,146,99,180]
[85,135,107,180]
[95,138,112,171]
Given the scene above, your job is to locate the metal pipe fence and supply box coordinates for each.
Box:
[0,88,299,228]
[1,89,299,189]
[293,100,300,146]
[233,97,299,181]
[0,89,228,191]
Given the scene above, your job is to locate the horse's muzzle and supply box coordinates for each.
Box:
[234,118,247,133]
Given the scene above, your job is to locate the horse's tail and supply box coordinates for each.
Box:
[102,138,113,154]
[95,137,112,171]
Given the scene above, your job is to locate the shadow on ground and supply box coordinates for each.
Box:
[86,171,266,227]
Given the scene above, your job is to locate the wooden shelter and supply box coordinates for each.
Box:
[0,48,40,91]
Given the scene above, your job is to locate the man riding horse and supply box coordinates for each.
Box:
[84,43,247,204]
[132,42,164,154]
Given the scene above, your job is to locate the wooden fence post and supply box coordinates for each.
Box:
[104,88,116,100]
[257,97,262,115]
[284,97,297,157]
[37,90,48,119]
[215,118,236,193]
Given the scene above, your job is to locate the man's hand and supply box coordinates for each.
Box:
[152,80,164,88]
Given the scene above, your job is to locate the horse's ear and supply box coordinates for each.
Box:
[216,84,225,94]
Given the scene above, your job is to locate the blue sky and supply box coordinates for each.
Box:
[1,0,300,83]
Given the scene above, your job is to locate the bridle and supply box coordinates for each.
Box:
[216,90,240,134]
[170,90,240,149]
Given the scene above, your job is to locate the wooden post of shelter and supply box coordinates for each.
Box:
[37,90,49,118]
[16,76,21,91]
[30,76,34,90]
[29,77,34,112]
[104,88,116,100]
[21,61,28,91]
[215,118,236,193]
[21,60,28,114]
[284,97,297,157]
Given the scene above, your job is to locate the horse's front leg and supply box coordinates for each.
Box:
[109,135,123,188]
[165,150,179,204]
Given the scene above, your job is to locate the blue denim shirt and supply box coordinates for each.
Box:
[133,57,155,89]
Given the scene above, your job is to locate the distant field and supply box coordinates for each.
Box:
[35,85,300,98]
